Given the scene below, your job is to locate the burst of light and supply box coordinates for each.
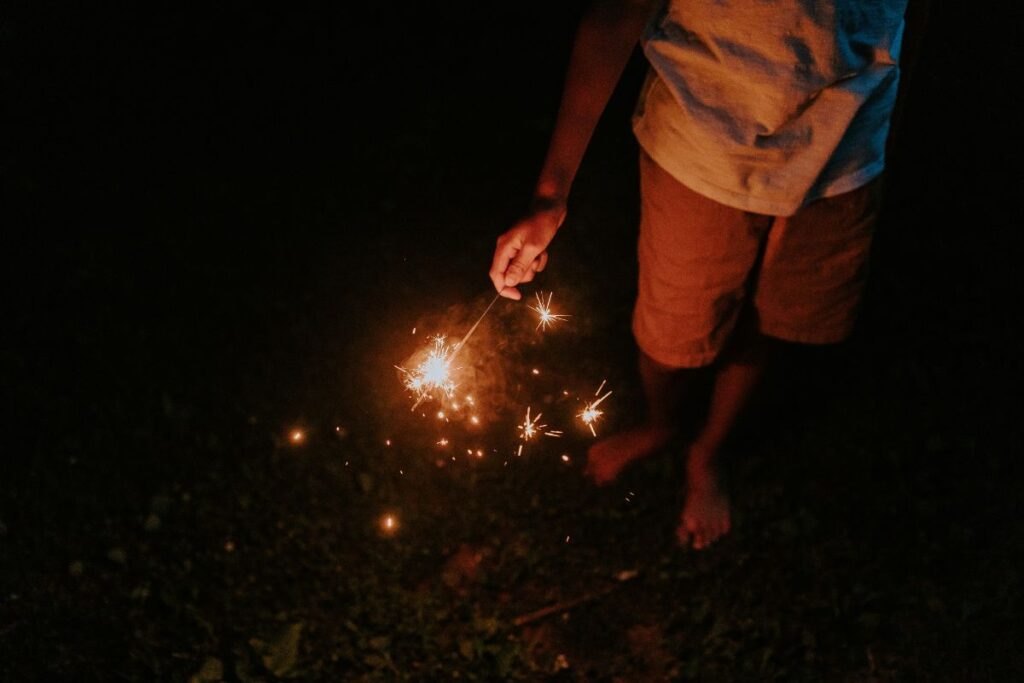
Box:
[579,383,613,437]
[437,411,445,420]
[399,335,457,405]
[289,429,305,444]
[437,438,449,447]
[529,291,570,331]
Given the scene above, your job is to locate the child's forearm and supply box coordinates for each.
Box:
[534,0,656,204]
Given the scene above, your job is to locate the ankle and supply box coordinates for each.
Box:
[685,443,720,479]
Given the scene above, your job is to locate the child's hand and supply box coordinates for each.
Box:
[489,198,566,300]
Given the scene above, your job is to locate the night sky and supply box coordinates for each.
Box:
[4,2,1022,680]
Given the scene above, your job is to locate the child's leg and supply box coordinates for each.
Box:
[587,149,767,485]
[584,351,695,486]
[679,325,775,549]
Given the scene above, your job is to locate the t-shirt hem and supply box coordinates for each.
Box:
[634,125,887,217]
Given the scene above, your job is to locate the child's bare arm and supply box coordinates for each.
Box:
[490,0,658,300]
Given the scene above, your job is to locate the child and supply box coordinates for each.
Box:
[489,0,925,549]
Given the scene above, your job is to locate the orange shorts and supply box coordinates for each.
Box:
[633,150,882,368]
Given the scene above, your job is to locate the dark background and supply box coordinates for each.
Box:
[3,2,1022,680]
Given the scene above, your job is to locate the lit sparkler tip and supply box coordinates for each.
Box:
[401,334,458,410]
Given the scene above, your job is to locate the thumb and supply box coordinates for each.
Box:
[504,243,541,287]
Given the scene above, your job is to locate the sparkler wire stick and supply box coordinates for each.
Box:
[450,293,501,360]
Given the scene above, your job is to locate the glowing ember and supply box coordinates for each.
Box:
[380,513,399,535]
[289,429,305,444]
[561,454,570,462]
[579,382,613,437]
[529,291,570,331]
[470,415,480,425]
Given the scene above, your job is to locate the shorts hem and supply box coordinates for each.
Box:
[635,335,721,369]
[759,322,853,345]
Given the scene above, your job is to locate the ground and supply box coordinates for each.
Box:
[3,3,1022,680]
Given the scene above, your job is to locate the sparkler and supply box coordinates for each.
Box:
[400,334,458,408]
[579,382,612,437]
[529,291,570,331]
[400,294,501,411]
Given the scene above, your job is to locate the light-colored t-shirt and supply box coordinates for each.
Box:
[633,0,906,216]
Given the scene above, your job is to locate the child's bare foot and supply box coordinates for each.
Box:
[584,425,674,486]
[677,450,731,549]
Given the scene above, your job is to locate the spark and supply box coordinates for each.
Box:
[437,438,448,447]
[579,384,613,437]
[289,429,305,444]
[470,415,480,425]
[475,449,484,458]
[518,406,547,442]
[531,368,540,375]
[385,439,392,447]
[561,454,570,462]
[529,291,570,331]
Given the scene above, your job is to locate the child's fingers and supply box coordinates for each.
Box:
[505,243,542,287]
[489,238,521,293]
[534,251,549,273]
